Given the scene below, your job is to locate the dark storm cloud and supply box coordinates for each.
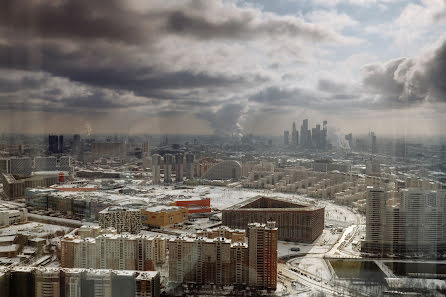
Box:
[0,0,339,44]
[0,41,263,101]
[361,39,446,106]
[165,10,337,41]
[0,0,152,44]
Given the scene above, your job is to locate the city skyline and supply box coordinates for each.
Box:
[0,0,445,136]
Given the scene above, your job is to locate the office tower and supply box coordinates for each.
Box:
[163,154,173,183]
[34,157,57,171]
[175,154,184,182]
[151,154,161,184]
[321,120,327,149]
[185,152,194,179]
[370,132,377,153]
[247,221,277,290]
[291,122,297,146]
[283,130,289,145]
[300,119,308,147]
[58,135,64,153]
[98,207,141,234]
[48,135,59,154]
[312,124,321,148]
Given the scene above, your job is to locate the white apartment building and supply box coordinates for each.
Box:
[62,227,166,271]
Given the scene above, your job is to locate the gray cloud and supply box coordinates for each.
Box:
[196,103,245,136]
[361,39,446,107]
[318,79,347,93]
[248,86,317,106]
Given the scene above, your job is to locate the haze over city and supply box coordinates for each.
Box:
[1,0,446,136]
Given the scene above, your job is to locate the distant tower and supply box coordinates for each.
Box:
[300,119,308,147]
[322,120,327,149]
[185,152,195,179]
[164,154,173,183]
[370,132,377,153]
[48,135,59,154]
[152,154,161,184]
[58,135,64,153]
[175,154,184,182]
[283,131,289,145]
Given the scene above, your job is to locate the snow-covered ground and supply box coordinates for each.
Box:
[0,221,71,238]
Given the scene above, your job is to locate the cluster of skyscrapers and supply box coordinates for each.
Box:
[284,119,328,149]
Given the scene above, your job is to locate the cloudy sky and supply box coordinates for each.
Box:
[1,0,445,137]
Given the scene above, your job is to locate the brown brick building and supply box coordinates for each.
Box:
[222,196,324,243]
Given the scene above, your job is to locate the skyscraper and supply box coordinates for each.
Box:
[283,130,289,145]
[175,154,184,182]
[247,221,277,290]
[300,119,308,147]
[151,154,161,184]
[163,154,173,183]
[48,135,59,154]
[185,152,195,179]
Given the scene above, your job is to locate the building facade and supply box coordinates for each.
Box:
[98,207,141,234]
[222,196,324,243]
[61,227,166,271]
[168,222,277,290]
[362,187,446,256]
[141,206,188,228]
[1,266,160,297]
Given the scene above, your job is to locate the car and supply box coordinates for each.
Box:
[290,247,300,252]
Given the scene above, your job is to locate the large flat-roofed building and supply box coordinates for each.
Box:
[2,173,59,200]
[222,196,324,243]
[141,206,188,227]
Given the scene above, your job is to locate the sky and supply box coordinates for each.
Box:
[0,0,446,137]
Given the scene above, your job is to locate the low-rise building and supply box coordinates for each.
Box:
[141,206,188,228]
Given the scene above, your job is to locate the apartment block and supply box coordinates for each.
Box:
[99,207,141,234]
[223,196,324,243]
[168,222,277,291]
[61,227,166,271]
[1,266,160,297]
